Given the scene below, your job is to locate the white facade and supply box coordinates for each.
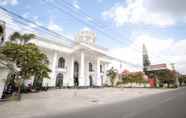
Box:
[0,65,9,98]
[30,31,114,87]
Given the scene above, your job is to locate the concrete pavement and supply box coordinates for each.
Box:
[0,88,176,118]
[38,87,186,118]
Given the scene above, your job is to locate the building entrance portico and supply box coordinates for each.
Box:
[31,30,113,88]
[71,48,110,88]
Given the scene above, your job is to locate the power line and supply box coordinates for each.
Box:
[59,0,129,40]
[0,11,73,47]
[0,6,74,43]
[0,7,141,68]
[6,21,141,68]
[43,0,171,64]
[42,0,130,47]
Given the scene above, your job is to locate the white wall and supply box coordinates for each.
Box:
[35,47,112,87]
[0,67,9,98]
[42,49,73,87]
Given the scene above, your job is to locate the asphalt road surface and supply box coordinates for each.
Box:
[40,87,186,118]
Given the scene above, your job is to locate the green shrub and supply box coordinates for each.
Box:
[121,72,147,84]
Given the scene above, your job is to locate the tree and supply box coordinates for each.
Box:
[179,75,186,86]
[155,69,176,87]
[142,44,151,73]
[122,72,147,84]
[0,32,51,100]
[107,67,118,86]
[9,32,35,45]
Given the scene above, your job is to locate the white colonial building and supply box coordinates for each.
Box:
[29,30,117,88]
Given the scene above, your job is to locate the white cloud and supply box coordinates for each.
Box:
[102,0,175,27]
[109,34,186,74]
[86,16,93,21]
[48,19,63,33]
[73,0,80,9]
[0,9,40,37]
[81,27,91,31]
[22,12,30,18]
[144,0,186,16]
[97,0,103,3]
[0,0,18,6]
[33,16,39,21]
[0,8,72,45]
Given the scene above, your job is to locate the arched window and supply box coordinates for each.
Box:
[89,62,93,72]
[58,57,65,68]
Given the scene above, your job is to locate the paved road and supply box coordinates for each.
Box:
[40,87,186,118]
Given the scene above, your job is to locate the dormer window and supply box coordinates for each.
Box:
[58,57,65,68]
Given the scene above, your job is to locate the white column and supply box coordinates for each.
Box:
[49,51,58,87]
[104,63,110,86]
[69,56,74,86]
[96,58,101,86]
[79,51,85,86]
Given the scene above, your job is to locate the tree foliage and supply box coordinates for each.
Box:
[9,32,35,45]
[0,42,51,80]
[153,70,176,83]
[0,32,51,100]
[0,32,51,81]
[107,67,118,86]
[178,75,186,85]
[122,72,147,84]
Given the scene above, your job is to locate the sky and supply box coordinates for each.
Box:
[0,0,186,73]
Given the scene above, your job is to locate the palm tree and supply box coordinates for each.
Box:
[9,32,21,43]
[1,31,35,100]
[22,33,35,44]
[9,32,35,100]
[10,32,35,45]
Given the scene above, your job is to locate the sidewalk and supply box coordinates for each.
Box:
[0,88,173,118]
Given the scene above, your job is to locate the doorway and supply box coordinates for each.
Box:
[56,73,63,88]
[89,75,93,87]
[74,61,79,87]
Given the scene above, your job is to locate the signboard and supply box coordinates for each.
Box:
[147,64,167,71]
